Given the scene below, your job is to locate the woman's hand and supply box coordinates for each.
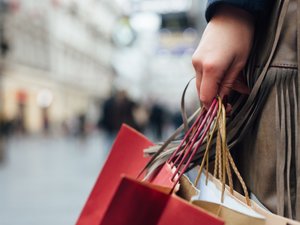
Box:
[192,5,255,109]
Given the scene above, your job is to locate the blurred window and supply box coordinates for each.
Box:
[160,12,195,32]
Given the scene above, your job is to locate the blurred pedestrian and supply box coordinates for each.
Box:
[98,90,139,141]
[149,103,165,141]
[77,113,86,138]
[132,103,149,133]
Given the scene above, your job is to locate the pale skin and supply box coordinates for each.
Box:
[192,5,255,109]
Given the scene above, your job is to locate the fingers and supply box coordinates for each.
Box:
[193,53,225,109]
[218,61,250,99]
[193,57,248,109]
[199,61,223,109]
[218,63,242,99]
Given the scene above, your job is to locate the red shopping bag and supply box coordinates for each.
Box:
[76,99,223,225]
[76,124,223,225]
[100,176,224,225]
[76,125,154,225]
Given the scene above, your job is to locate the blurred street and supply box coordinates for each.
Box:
[0,0,206,224]
[0,132,107,225]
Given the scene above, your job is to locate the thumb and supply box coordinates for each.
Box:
[231,73,250,94]
[218,65,249,99]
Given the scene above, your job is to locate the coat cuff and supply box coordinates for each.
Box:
[205,0,267,21]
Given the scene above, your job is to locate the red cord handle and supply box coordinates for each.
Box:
[169,98,219,187]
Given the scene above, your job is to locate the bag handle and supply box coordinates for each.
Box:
[142,95,220,188]
[138,77,202,179]
[168,98,219,188]
[194,101,251,206]
[165,96,250,205]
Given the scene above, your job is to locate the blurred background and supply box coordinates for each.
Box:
[0,0,206,224]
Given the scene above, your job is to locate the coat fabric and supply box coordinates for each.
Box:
[205,0,269,21]
[204,0,299,220]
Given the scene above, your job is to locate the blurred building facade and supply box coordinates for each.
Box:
[1,0,122,133]
[112,0,206,110]
[0,0,206,134]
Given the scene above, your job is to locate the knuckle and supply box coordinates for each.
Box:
[220,85,232,94]
[202,60,219,75]
[219,83,233,97]
[234,60,246,71]
[192,55,202,70]
[221,80,234,88]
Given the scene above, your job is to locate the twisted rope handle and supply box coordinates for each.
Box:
[194,98,251,206]
[195,98,222,185]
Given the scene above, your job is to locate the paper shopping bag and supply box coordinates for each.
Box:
[209,174,300,225]
[193,201,265,225]
[192,171,300,225]
[76,124,154,225]
[179,172,266,225]
[100,175,224,225]
[184,169,300,225]
[227,179,300,225]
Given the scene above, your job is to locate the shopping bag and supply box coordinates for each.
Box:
[181,171,265,225]
[77,99,223,225]
[187,170,300,225]
[76,124,154,225]
[226,178,300,225]
[100,175,224,225]
[146,98,266,225]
